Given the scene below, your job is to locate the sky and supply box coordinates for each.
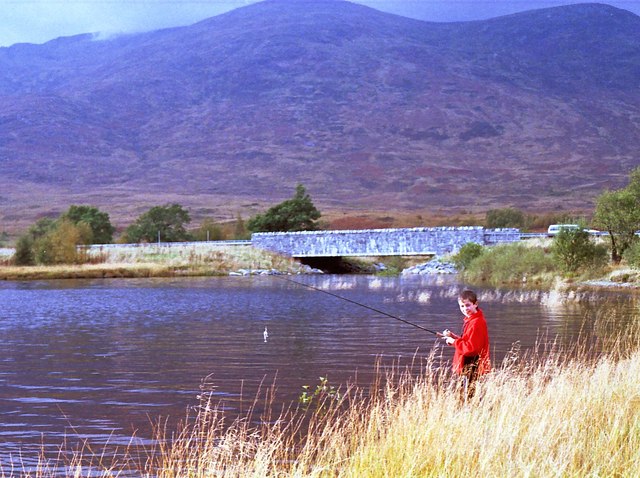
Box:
[1,0,639,48]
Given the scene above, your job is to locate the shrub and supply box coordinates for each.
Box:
[13,235,35,266]
[462,243,556,285]
[485,207,525,229]
[194,218,225,241]
[451,242,485,271]
[551,228,608,273]
[32,219,91,264]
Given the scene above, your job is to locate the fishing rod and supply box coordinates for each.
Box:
[278,276,441,336]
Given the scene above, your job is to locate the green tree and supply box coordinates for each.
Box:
[62,205,115,244]
[14,212,99,265]
[592,188,640,263]
[12,217,53,265]
[625,167,640,197]
[32,219,91,265]
[551,227,607,272]
[247,184,321,233]
[13,235,35,266]
[623,240,640,268]
[485,208,525,229]
[27,217,57,240]
[124,204,192,243]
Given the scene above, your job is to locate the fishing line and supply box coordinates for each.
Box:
[277,276,441,336]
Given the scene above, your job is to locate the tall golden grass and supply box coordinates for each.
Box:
[0,243,303,280]
[6,317,640,477]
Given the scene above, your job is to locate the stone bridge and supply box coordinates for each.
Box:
[252,226,520,258]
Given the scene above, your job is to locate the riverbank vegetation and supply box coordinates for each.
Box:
[447,168,640,288]
[4,168,640,285]
[14,314,639,477]
[0,243,305,280]
[451,228,613,288]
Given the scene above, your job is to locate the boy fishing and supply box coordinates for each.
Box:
[440,289,491,401]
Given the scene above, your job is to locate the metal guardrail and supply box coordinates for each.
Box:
[521,231,609,239]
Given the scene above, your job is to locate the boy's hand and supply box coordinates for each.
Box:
[442,329,459,340]
[444,337,455,345]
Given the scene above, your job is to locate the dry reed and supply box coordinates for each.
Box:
[0,244,304,280]
[4,316,639,477]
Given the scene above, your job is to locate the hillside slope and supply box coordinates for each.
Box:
[1,0,639,230]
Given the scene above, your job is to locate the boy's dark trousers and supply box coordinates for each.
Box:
[460,355,480,402]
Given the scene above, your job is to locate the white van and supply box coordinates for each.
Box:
[547,224,580,236]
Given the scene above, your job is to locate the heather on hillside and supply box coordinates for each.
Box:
[1,2,639,230]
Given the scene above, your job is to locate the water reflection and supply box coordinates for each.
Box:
[0,275,637,469]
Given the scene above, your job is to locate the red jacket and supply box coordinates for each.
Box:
[451,308,491,375]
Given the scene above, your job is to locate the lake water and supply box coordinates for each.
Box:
[0,274,637,470]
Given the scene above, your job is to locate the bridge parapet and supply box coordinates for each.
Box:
[483,228,522,244]
[252,227,520,258]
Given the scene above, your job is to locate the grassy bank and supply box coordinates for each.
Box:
[452,238,640,290]
[148,327,640,477]
[0,243,306,280]
[13,317,640,477]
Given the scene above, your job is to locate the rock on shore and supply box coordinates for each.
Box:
[402,258,458,275]
[229,265,324,276]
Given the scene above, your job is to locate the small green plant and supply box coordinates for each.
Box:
[299,376,341,413]
[376,256,407,276]
[451,242,485,271]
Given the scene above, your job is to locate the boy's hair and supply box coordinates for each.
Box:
[459,289,478,304]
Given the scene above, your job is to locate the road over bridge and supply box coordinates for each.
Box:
[252,226,520,258]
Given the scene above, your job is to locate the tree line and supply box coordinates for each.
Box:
[12,184,321,266]
[9,169,640,269]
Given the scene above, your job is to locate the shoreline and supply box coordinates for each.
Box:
[0,263,318,281]
[3,263,640,295]
[3,242,640,292]
[0,243,314,281]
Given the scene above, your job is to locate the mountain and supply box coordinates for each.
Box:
[1,0,639,231]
